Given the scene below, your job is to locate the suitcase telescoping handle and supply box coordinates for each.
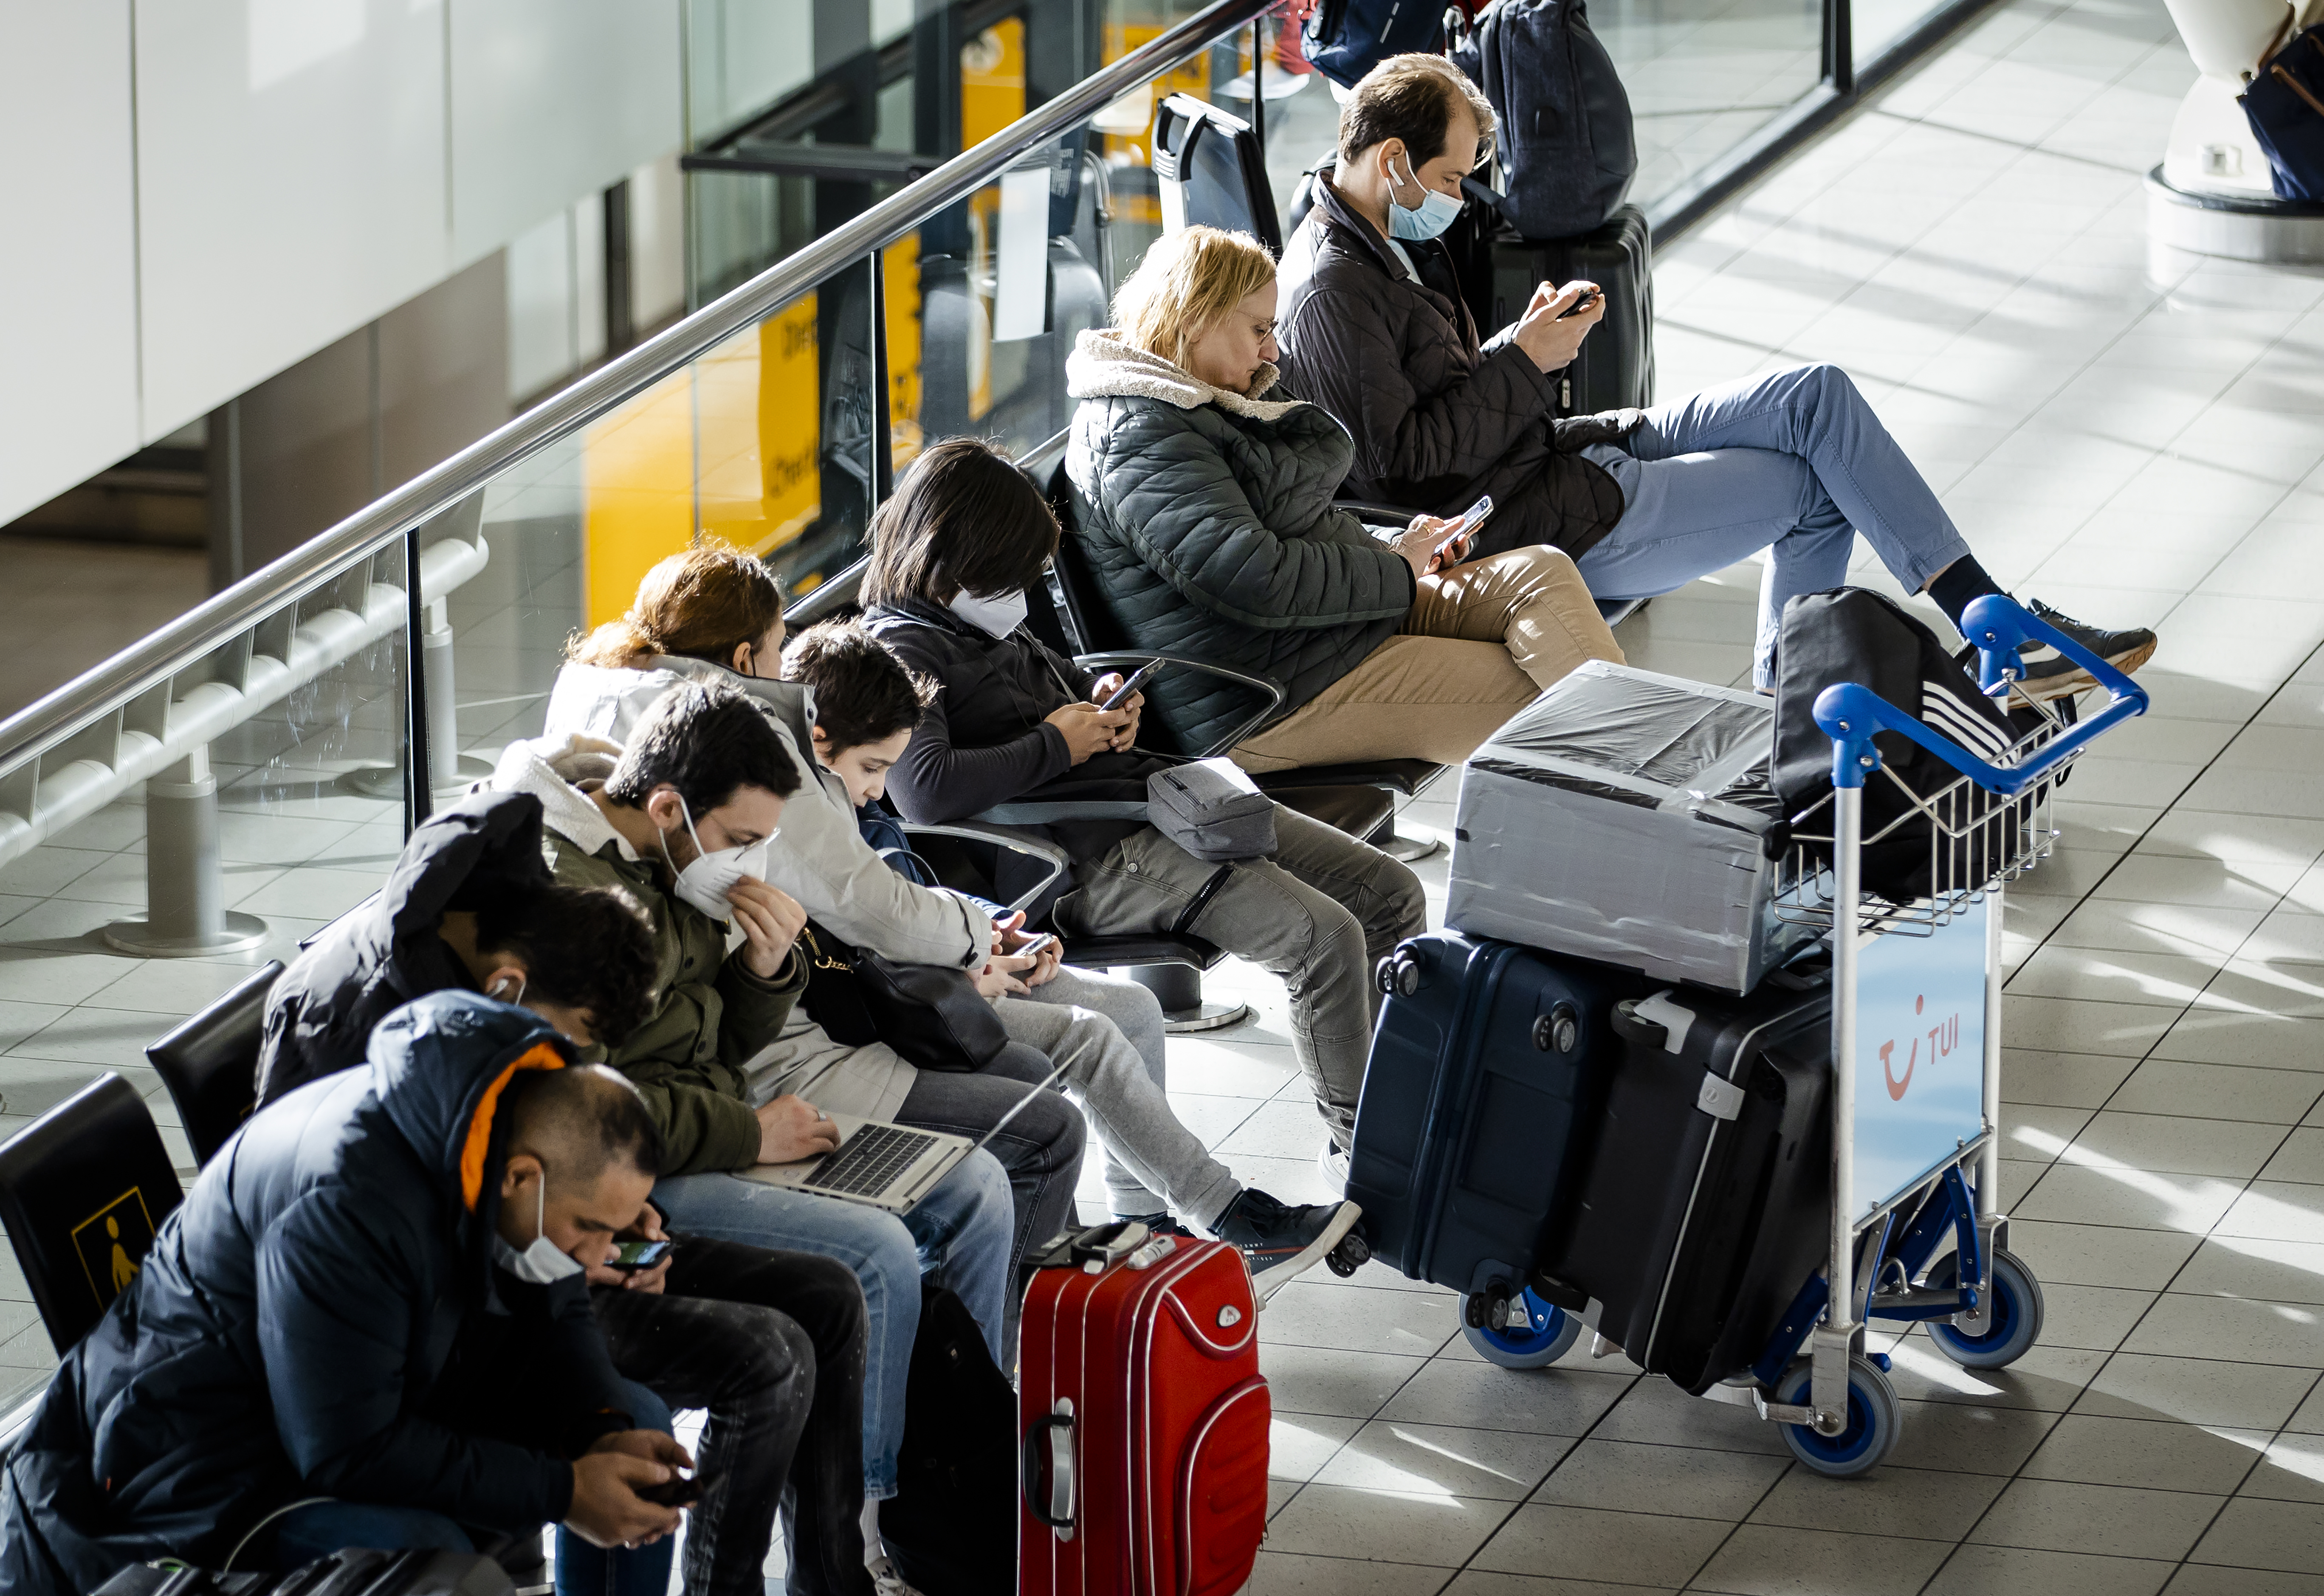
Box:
[1022,1399,1077,1537]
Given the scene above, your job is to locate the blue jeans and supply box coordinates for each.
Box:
[650,1149,1013,1498]
[1575,362,1973,686]
[272,1381,675,1596]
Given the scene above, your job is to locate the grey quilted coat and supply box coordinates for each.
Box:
[1275,166,1638,560]
[1062,331,1414,756]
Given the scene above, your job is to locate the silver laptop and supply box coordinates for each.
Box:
[739,1061,1069,1213]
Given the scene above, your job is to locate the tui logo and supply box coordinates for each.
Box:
[1878,994,1960,1101]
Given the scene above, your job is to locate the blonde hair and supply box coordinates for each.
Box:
[566,540,784,670]
[1112,225,1278,370]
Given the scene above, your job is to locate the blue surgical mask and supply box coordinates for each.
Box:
[1387,155,1464,242]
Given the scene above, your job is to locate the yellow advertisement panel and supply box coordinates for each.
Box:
[581,366,696,631]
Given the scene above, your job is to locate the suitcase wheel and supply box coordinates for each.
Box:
[1324,1227,1371,1277]
[1921,1249,2044,1371]
[1773,1354,1900,1478]
[1461,1287,1582,1370]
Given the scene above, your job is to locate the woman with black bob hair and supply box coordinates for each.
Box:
[862,436,1427,1191]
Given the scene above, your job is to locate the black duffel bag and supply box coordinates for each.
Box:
[797,920,1009,1072]
[877,1285,1017,1596]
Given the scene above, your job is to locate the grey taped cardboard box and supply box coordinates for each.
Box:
[1445,661,1821,993]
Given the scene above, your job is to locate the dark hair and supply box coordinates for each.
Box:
[474,884,658,1047]
[1337,53,1497,169]
[783,620,937,753]
[860,436,1060,610]
[566,541,784,671]
[505,1064,665,1184]
[604,681,801,814]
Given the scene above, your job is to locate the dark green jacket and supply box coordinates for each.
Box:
[1062,331,1414,756]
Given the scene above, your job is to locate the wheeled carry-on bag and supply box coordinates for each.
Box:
[1487,205,1654,417]
[1019,1223,1269,1596]
[1539,963,1834,1395]
[1346,932,1636,1329]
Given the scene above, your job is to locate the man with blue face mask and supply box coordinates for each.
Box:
[1278,53,2157,697]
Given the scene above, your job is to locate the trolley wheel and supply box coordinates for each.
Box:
[1923,1248,2044,1369]
[1774,1354,1901,1478]
[1462,1288,1582,1370]
[1325,1228,1371,1278]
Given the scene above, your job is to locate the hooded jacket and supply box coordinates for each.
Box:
[1062,330,1415,755]
[491,734,920,1174]
[0,993,632,1596]
[1274,164,1638,560]
[256,788,553,1106]
[542,656,989,970]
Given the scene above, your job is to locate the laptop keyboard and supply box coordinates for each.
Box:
[802,1123,942,1198]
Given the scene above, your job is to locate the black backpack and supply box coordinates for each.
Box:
[877,1285,1016,1596]
[1303,0,1450,90]
[1452,0,1636,239]
[1771,589,2031,904]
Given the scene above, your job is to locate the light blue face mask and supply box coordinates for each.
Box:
[1387,155,1465,242]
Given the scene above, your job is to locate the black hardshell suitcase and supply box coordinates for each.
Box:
[1346,932,1637,1309]
[1539,963,1833,1394]
[1486,205,1654,418]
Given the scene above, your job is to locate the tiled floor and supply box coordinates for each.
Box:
[12,0,2324,1590]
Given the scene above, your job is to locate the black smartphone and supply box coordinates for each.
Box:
[1554,285,1602,320]
[609,1239,674,1272]
[636,1467,714,1507]
[1100,660,1165,711]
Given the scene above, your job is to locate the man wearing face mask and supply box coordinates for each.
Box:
[0,993,691,1596]
[1277,53,2158,696]
[491,681,1029,1585]
[253,787,880,1596]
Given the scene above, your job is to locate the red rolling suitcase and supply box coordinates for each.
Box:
[1019,1223,1270,1596]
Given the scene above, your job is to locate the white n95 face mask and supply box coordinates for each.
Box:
[491,1172,584,1286]
[1388,155,1464,242]
[949,588,1030,639]
[659,792,770,923]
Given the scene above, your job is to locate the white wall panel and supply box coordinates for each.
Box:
[448,0,682,268]
[134,0,449,441]
[0,1,141,526]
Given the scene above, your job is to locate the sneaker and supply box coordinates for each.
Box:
[1319,1139,1351,1191]
[867,1554,922,1596]
[1213,1190,1364,1300]
[2007,599,2156,702]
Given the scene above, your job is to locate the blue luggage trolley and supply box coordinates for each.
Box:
[1464,597,2149,1476]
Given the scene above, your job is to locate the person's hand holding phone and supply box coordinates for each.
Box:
[973,949,1041,999]
[1398,515,1458,579]
[1089,671,1147,750]
[1044,701,1134,764]
[586,1202,674,1293]
[1512,279,1603,374]
[567,1430,695,1548]
[994,911,1065,987]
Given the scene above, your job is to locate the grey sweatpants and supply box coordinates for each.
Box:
[998,966,1242,1230]
[1053,807,1427,1151]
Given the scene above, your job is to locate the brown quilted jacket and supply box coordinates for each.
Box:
[1275,168,1638,561]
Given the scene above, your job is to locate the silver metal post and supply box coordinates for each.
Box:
[103,746,268,958]
[1813,778,1864,1432]
[1973,877,2008,1298]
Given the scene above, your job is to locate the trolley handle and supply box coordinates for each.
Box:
[1813,599,2148,799]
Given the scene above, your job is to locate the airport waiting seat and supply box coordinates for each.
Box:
[0,1073,183,1354]
[147,961,282,1169]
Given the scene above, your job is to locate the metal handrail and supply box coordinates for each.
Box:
[0,0,1271,780]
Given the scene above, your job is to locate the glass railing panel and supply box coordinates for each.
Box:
[1598,0,1825,213]
[0,546,420,1414]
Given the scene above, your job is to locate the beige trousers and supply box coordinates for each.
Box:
[1232,544,1623,773]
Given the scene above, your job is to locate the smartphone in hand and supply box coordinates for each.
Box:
[1011,932,1058,960]
[636,1468,713,1507]
[1100,660,1165,711]
[1554,285,1602,321]
[1434,495,1495,561]
[609,1239,674,1272]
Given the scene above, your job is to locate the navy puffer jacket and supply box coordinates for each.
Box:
[1063,331,1415,756]
[0,992,634,1596]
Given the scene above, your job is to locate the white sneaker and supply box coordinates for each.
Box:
[1319,1139,1351,1190]
[867,1554,923,1596]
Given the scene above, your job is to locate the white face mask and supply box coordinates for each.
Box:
[491,1171,585,1286]
[949,588,1030,639]
[659,792,771,923]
